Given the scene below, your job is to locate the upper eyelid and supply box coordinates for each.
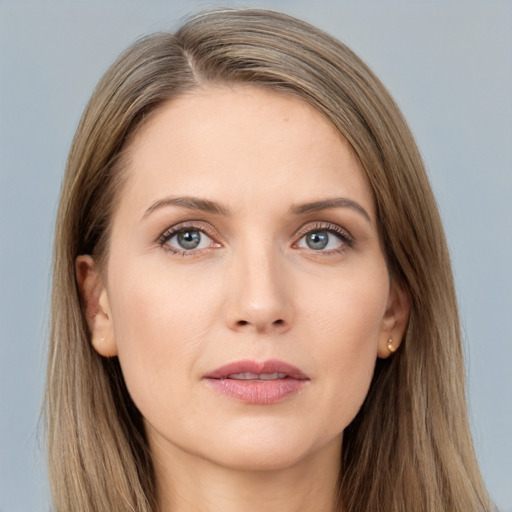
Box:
[158,221,219,243]
[294,221,353,240]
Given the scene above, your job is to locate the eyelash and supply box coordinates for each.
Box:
[294,222,354,254]
[157,221,354,256]
[157,221,219,257]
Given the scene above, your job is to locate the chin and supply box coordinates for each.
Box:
[216,445,306,472]
[193,423,340,473]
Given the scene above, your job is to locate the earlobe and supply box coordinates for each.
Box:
[76,255,118,357]
[377,280,410,359]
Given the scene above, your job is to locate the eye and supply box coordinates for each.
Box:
[295,224,353,253]
[159,224,219,254]
[297,231,340,251]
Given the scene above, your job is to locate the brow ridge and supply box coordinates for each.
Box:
[289,198,371,222]
[144,195,370,222]
[143,196,230,219]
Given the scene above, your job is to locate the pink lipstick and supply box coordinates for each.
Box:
[204,359,309,404]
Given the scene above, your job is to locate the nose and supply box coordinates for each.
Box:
[224,243,294,335]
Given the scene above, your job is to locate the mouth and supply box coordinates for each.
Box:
[223,372,289,381]
[204,359,309,404]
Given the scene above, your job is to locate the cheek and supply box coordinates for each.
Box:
[106,259,222,410]
[302,264,388,350]
[299,268,388,428]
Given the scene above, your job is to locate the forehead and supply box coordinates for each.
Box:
[118,85,374,218]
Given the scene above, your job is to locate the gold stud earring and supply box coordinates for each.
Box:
[387,338,397,354]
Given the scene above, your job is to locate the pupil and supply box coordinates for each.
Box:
[177,230,201,249]
[307,231,328,250]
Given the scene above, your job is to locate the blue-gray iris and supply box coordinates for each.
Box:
[307,232,328,250]
[178,230,201,249]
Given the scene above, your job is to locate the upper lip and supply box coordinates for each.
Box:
[204,359,309,380]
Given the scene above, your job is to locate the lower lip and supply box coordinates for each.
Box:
[205,378,307,404]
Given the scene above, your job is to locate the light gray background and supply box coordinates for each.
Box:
[1,1,511,511]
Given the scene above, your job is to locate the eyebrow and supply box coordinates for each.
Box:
[289,198,372,222]
[143,196,231,219]
[143,195,371,222]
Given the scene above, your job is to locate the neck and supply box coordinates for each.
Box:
[151,437,342,512]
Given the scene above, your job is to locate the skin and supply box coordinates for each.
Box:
[78,86,409,512]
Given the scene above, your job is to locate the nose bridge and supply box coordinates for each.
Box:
[225,235,292,333]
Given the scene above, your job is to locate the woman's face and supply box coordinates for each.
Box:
[84,86,407,472]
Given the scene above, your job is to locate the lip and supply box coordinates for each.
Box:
[203,359,310,404]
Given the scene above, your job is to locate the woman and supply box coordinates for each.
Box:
[45,8,494,512]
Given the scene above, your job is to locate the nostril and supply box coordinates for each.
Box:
[233,318,287,332]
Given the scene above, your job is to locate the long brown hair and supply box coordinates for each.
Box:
[46,8,493,511]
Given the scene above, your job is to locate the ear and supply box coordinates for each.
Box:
[377,279,410,358]
[76,255,117,357]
